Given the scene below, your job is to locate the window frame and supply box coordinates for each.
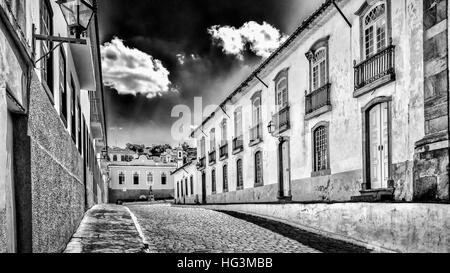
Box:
[133,172,139,185]
[59,47,68,126]
[211,168,216,194]
[305,37,330,93]
[221,118,228,145]
[234,107,243,138]
[40,0,54,100]
[356,0,392,61]
[311,121,331,177]
[222,164,229,192]
[254,150,264,186]
[236,158,244,190]
[118,172,125,185]
[273,69,289,110]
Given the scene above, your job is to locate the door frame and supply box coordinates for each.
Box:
[361,96,393,190]
[277,136,292,200]
[6,111,17,253]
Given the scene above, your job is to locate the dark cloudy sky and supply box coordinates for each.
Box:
[98,0,321,147]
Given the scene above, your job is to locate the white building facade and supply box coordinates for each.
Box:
[108,149,184,203]
[176,0,449,205]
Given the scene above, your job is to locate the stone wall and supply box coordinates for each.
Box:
[199,202,450,253]
[413,0,449,202]
[14,73,87,253]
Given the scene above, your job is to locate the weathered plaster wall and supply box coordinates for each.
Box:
[27,73,86,253]
[200,203,450,253]
[109,189,174,203]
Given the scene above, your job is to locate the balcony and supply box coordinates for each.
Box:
[305,83,332,120]
[196,157,206,170]
[354,44,396,97]
[219,142,229,160]
[232,135,244,155]
[208,150,217,165]
[249,124,263,147]
[271,106,290,135]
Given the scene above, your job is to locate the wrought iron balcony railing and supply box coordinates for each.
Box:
[272,106,290,134]
[354,44,396,91]
[232,135,244,154]
[208,150,216,165]
[249,123,263,145]
[219,142,229,159]
[306,83,331,115]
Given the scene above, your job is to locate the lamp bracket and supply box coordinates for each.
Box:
[34,34,87,45]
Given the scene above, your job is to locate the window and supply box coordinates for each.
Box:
[59,48,67,125]
[185,178,189,196]
[121,155,125,161]
[210,128,216,151]
[6,0,27,32]
[147,172,153,185]
[313,125,329,172]
[211,169,216,194]
[252,96,262,127]
[236,159,243,190]
[306,38,329,93]
[177,182,180,198]
[200,137,206,157]
[255,151,263,185]
[181,180,184,197]
[223,164,228,192]
[119,172,125,185]
[221,119,227,144]
[70,78,76,142]
[234,107,243,137]
[312,48,327,91]
[133,172,139,185]
[275,70,288,109]
[40,0,53,93]
[77,101,82,153]
[161,173,167,185]
[363,2,387,58]
[113,155,117,161]
[190,176,194,195]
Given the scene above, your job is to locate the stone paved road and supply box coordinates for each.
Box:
[127,204,371,253]
[64,204,146,253]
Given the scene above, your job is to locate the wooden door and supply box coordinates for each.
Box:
[369,102,390,189]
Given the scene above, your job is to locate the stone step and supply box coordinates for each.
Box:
[351,188,394,202]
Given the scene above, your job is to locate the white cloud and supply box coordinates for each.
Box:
[101,37,175,99]
[208,21,288,60]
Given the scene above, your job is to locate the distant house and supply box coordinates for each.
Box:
[108,155,179,203]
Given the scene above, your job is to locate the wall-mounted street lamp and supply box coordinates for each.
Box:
[267,120,275,135]
[33,0,96,64]
[57,0,95,38]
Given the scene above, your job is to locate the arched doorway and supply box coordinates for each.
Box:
[362,97,392,190]
[277,137,292,200]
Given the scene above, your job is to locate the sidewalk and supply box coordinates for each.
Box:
[64,204,145,253]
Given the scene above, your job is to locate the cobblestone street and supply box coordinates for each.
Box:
[64,203,372,253]
[127,204,371,253]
